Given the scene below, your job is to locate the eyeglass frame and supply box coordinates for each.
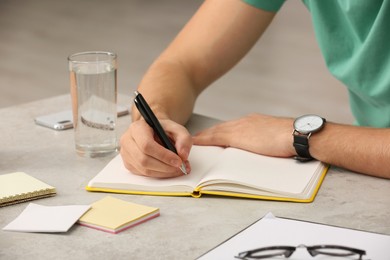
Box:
[235,244,366,259]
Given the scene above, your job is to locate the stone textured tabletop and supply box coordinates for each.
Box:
[1,95,389,260]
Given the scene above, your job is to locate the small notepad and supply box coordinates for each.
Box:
[0,172,56,207]
[2,203,91,233]
[78,196,160,234]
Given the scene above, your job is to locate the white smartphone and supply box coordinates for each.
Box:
[34,105,129,131]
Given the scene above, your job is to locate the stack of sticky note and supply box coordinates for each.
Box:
[2,196,159,234]
[78,196,160,234]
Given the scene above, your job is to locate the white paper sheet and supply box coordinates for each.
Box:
[198,212,389,259]
[3,203,91,233]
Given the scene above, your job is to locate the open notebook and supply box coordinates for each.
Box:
[0,172,56,207]
[87,146,328,202]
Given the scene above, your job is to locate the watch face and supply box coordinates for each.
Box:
[294,114,324,134]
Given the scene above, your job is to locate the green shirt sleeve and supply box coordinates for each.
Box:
[243,0,285,12]
[303,0,390,127]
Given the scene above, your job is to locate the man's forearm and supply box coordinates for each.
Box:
[132,60,199,125]
[310,123,390,178]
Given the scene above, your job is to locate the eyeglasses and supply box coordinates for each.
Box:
[235,244,366,259]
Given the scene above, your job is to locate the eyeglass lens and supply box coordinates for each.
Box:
[307,245,366,259]
[236,246,296,259]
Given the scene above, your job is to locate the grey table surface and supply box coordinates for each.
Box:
[1,95,389,260]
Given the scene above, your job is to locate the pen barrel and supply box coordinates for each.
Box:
[134,92,178,154]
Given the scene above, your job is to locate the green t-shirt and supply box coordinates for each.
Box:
[243,0,390,127]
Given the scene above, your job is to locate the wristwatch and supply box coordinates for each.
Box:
[292,114,326,162]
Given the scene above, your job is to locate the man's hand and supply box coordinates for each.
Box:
[193,113,295,157]
[120,119,192,178]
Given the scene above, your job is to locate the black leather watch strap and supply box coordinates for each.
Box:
[293,134,313,162]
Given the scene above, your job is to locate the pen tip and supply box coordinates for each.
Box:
[180,163,188,175]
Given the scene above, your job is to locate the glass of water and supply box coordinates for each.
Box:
[68,51,118,157]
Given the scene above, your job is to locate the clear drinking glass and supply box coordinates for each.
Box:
[68,51,118,157]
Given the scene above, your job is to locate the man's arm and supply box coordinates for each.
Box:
[122,0,276,177]
[193,114,390,179]
[310,122,390,179]
[133,0,276,123]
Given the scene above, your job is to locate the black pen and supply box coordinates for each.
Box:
[133,91,187,175]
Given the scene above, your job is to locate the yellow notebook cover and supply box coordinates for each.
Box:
[0,172,56,207]
[86,146,328,203]
[78,196,159,234]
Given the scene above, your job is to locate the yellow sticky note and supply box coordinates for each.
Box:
[79,196,159,234]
